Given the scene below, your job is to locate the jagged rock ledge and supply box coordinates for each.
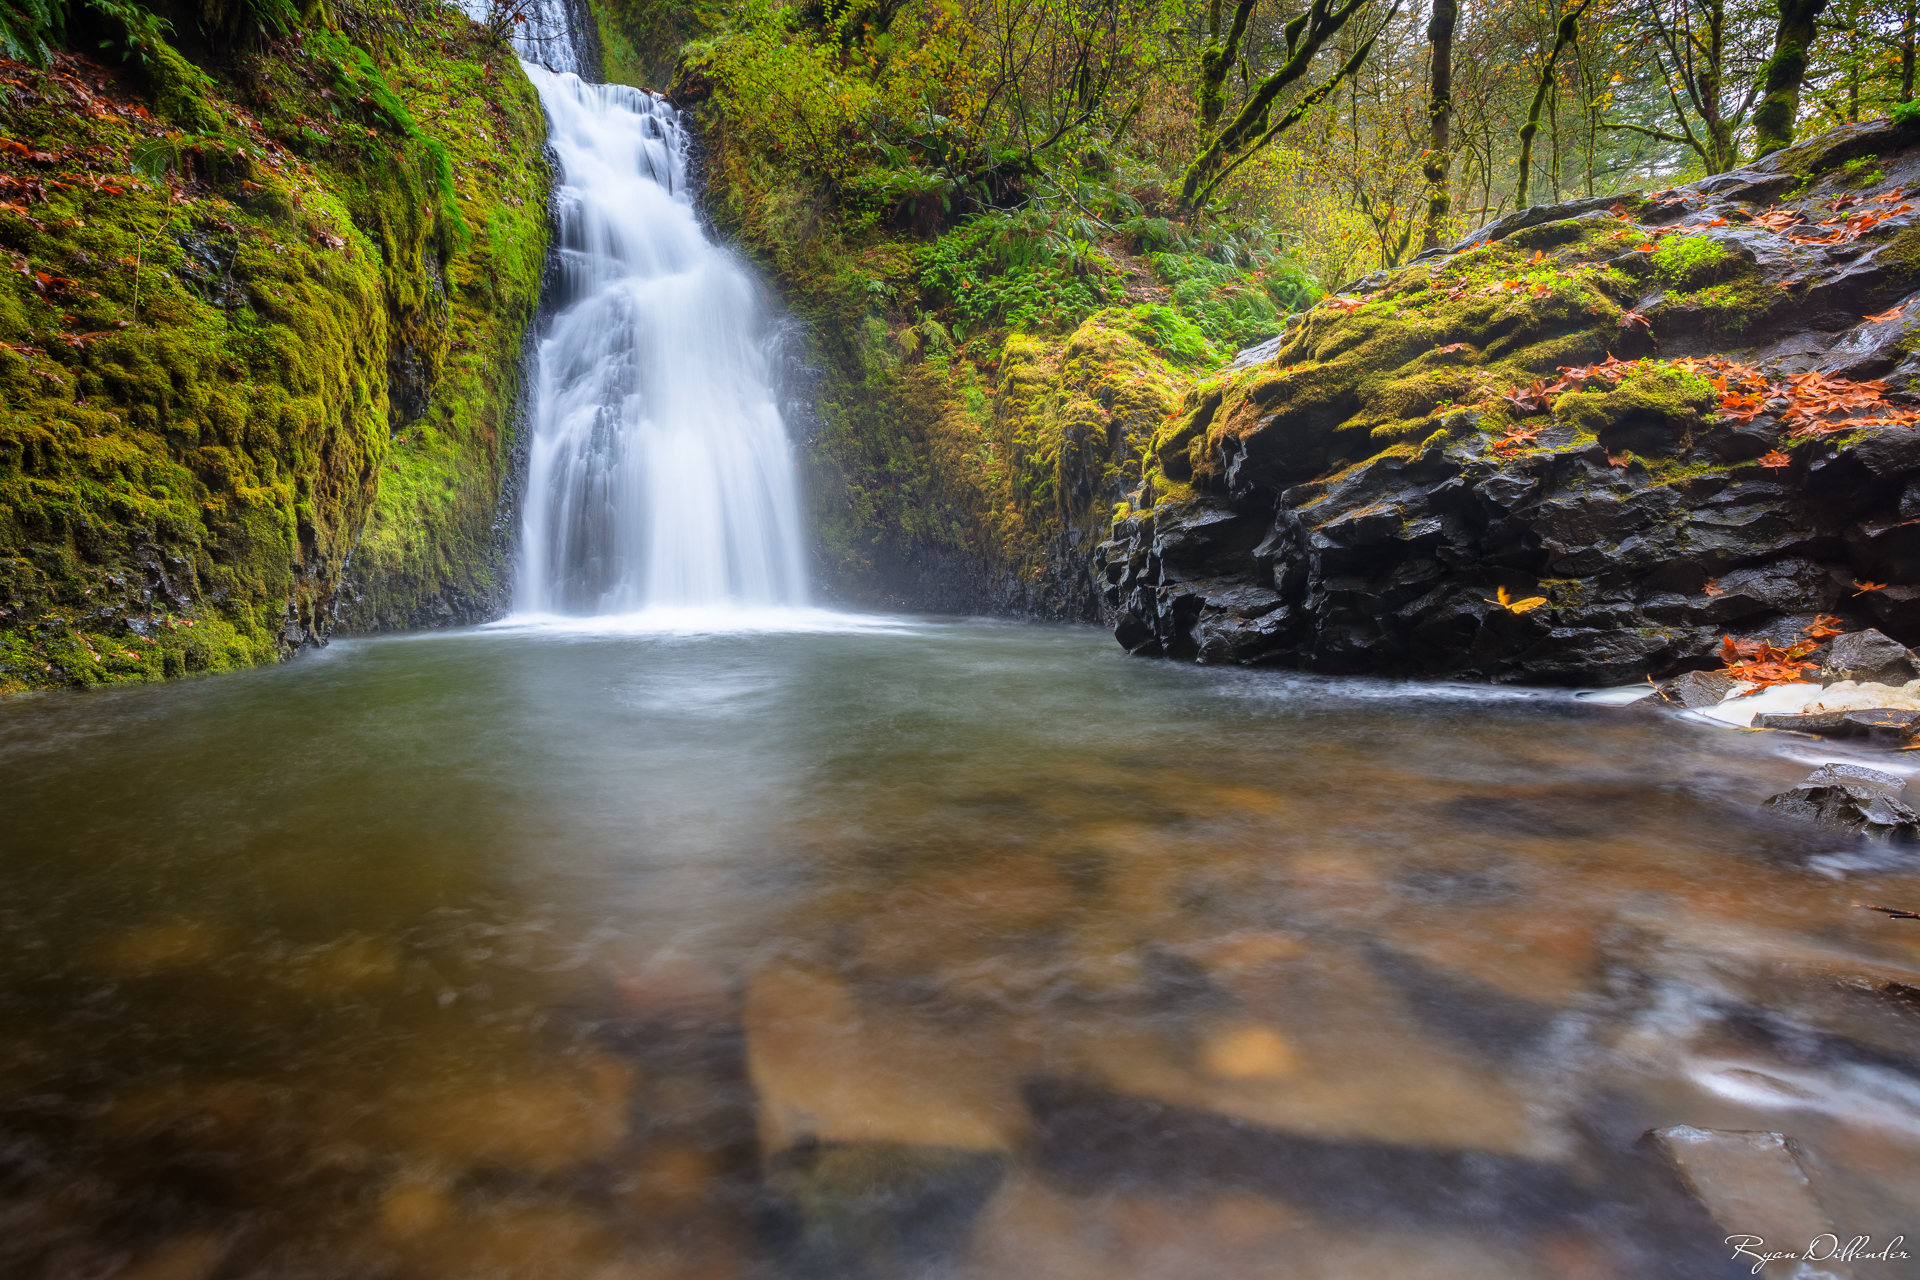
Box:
[1097,120,1920,684]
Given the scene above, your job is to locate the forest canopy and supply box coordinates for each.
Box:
[686,0,1920,301]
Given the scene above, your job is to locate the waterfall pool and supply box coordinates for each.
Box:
[2,616,1916,1278]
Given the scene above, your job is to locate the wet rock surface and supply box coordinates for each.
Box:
[1098,120,1920,682]
[1763,763,1920,839]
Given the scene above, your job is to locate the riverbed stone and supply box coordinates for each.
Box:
[1819,628,1920,685]
[110,1233,230,1280]
[384,1051,635,1174]
[742,968,1019,1156]
[1648,1127,1849,1279]
[1763,763,1920,841]
[764,1140,1008,1280]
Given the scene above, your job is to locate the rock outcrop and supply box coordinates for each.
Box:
[1098,120,1920,683]
[0,22,551,692]
[1763,762,1920,840]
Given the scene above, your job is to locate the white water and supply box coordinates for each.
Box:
[507,48,809,615]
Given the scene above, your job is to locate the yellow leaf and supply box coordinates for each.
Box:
[1483,585,1549,612]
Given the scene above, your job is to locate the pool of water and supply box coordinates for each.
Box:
[2,615,1917,1279]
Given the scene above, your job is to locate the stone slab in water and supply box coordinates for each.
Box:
[1649,1126,1849,1280]
[743,967,1017,1156]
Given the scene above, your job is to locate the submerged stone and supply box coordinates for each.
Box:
[764,1141,1008,1280]
[1648,1127,1847,1280]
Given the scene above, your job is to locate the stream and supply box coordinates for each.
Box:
[2,615,1918,1278]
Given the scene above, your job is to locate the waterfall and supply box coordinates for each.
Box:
[497,9,810,616]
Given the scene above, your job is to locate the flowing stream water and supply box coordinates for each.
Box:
[3,623,1920,1279]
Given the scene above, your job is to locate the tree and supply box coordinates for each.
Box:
[1517,0,1592,207]
[1603,0,1767,173]
[1178,0,1403,210]
[1753,0,1831,155]
[1422,0,1458,248]
[1198,0,1259,129]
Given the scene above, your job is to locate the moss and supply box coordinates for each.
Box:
[1553,364,1714,454]
[1664,265,1772,335]
[1650,234,1733,287]
[0,17,550,693]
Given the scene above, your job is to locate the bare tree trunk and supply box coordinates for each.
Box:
[1420,0,1457,251]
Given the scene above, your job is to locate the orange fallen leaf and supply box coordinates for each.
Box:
[1619,309,1651,329]
[1865,305,1907,324]
[1484,585,1549,613]
[1757,450,1792,468]
[1854,580,1889,594]
[1634,243,1656,252]
[1802,613,1846,640]
[1703,578,1725,596]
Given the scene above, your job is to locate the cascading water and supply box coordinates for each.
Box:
[502,10,809,615]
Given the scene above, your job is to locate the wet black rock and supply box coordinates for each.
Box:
[1655,670,1737,709]
[1096,120,1920,684]
[1819,627,1920,685]
[1763,763,1920,840]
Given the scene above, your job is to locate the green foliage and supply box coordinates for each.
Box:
[308,28,470,251]
[915,210,1104,333]
[0,0,64,66]
[1120,302,1217,363]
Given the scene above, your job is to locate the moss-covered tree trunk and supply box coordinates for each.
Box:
[1421,0,1456,251]
[1753,0,1830,159]
[1516,3,1586,210]
[1198,0,1258,131]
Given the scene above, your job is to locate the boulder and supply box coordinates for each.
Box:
[1655,669,1737,709]
[1762,763,1920,841]
[1094,122,1920,682]
[1819,628,1920,685]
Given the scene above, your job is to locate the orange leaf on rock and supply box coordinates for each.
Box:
[1757,449,1792,468]
[1802,614,1846,641]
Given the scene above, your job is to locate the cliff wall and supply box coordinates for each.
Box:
[0,7,551,693]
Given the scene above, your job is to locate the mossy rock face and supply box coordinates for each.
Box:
[1093,118,1920,682]
[0,19,551,694]
[1554,365,1714,456]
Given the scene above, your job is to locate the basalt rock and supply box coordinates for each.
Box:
[1097,119,1920,683]
[1763,763,1920,840]
[1819,627,1920,684]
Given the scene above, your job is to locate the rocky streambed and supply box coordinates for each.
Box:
[1097,119,1920,686]
[3,619,1917,1279]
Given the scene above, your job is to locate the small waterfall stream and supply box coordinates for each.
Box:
[505,15,809,615]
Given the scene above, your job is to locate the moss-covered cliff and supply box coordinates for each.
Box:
[0,6,550,694]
